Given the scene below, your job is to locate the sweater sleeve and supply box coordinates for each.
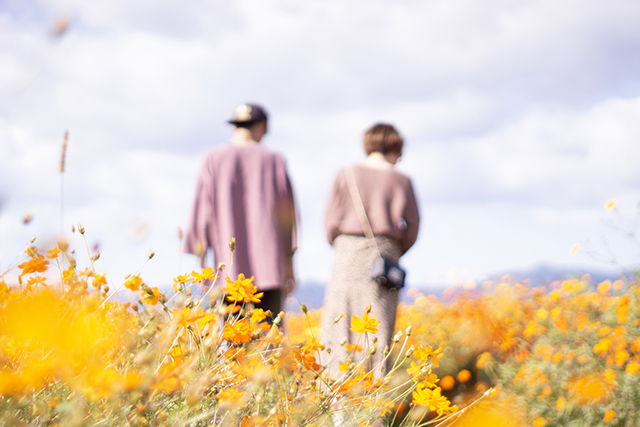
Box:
[274,155,298,255]
[183,156,215,257]
[324,170,347,245]
[399,178,420,254]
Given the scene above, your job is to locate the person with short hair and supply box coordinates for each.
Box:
[184,103,298,317]
[321,123,420,378]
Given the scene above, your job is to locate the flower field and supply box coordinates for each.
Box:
[1,232,639,426]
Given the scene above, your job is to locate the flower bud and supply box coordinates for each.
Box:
[383,346,389,356]
[78,224,85,234]
[405,325,412,336]
[91,251,101,261]
[406,346,415,358]
[365,303,372,314]
[23,213,33,225]
[333,313,345,324]
[300,303,308,314]
[217,262,226,271]
[148,250,155,259]
[229,237,236,251]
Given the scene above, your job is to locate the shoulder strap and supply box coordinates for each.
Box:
[345,166,382,257]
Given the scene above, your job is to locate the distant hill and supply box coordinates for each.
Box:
[285,263,636,312]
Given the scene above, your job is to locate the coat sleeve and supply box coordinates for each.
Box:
[183,156,215,258]
[399,178,420,254]
[324,170,347,245]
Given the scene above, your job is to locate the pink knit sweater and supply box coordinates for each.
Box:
[324,164,420,254]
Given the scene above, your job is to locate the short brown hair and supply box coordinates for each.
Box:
[363,123,403,155]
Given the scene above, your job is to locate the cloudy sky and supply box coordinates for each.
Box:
[1,0,640,292]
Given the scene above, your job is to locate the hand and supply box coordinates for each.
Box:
[284,278,295,295]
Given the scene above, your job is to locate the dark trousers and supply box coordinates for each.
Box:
[254,289,283,322]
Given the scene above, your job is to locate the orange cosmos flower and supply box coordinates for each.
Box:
[626,361,639,374]
[223,320,253,344]
[46,247,61,259]
[18,255,49,276]
[440,375,455,390]
[604,410,615,422]
[457,369,471,383]
[226,274,263,304]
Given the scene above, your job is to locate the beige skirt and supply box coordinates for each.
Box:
[320,234,402,379]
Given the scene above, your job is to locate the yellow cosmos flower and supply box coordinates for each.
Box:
[124,275,142,291]
[250,308,268,323]
[412,383,456,416]
[350,312,380,334]
[172,307,205,329]
[568,371,614,406]
[142,287,162,305]
[217,388,245,409]
[452,399,527,427]
[414,345,444,367]
[191,267,216,283]
[569,243,580,256]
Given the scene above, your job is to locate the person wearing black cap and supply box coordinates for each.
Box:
[184,103,298,319]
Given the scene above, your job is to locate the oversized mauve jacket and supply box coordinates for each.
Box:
[184,144,298,291]
[324,164,420,254]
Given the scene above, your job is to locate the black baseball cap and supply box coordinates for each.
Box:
[227,103,268,125]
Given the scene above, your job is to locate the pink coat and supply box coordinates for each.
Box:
[184,144,298,291]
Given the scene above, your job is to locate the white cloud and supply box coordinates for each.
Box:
[2,0,640,286]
